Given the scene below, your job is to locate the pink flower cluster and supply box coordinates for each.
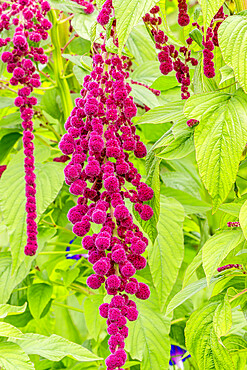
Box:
[97,0,113,27]
[193,6,227,79]
[186,119,199,128]
[177,0,190,27]
[227,221,240,228]
[217,264,243,272]
[0,0,52,256]
[143,6,198,99]
[59,36,154,368]
[72,0,95,15]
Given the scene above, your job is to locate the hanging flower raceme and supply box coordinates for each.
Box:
[191,6,227,79]
[143,6,198,99]
[0,0,52,256]
[59,2,154,367]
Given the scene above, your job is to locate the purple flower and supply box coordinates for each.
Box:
[66,237,86,260]
[169,345,191,368]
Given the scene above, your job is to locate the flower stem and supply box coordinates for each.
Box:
[49,10,73,124]
[52,301,84,313]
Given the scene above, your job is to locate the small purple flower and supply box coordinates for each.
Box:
[169,345,191,368]
[66,237,86,260]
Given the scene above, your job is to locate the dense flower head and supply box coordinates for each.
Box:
[60,2,154,365]
[177,0,190,27]
[0,0,52,256]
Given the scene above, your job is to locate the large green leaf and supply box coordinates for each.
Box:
[155,119,195,160]
[0,229,55,304]
[149,197,184,310]
[14,333,102,362]
[84,295,105,341]
[0,322,23,338]
[113,0,157,52]
[219,15,247,93]
[71,13,97,41]
[184,89,247,212]
[223,335,247,370]
[163,187,211,214]
[0,303,27,318]
[126,25,156,65]
[202,229,245,285]
[0,149,64,271]
[213,294,232,338]
[166,278,214,315]
[135,100,185,125]
[185,299,235,370]
[183,249,203,287]
[0,133,21,164]
[126,288,171,369]
[27,283,53,319]
[0,342,35,370]
[239,200,247,240]
[198,0,225,30]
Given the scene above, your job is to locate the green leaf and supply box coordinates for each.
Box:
[189,29,203,47]
[15,333,102,362]
[155,119,195,160]
[48,0,85,13]
[0,303,27,318]
[184,89,247,212]
[202,229,245,285]
[0,230,55,304]
[0,149,64,271]
[27,283,53,319]
[213,294,232,338]
[219,15,247,93]
[149,196,184,309]
[130,83,159,109]
[223,335,247,370]
[131,61,161,85]
[41,89,62,120]
[0,133,21,164]
[166,278,215,315]
[71,13,97,41]
[126,288,171,369]
[163,187,211,214]
[185,299,235,370]
[136,100,185,125]
[84,295,105,341]
[219,65,235,85]
[0,97,15,109]
[126,25,156,65]
[198,0,225,30]
[183,249,203,287]
[138,154,160,243]
[0,322,23,338]
[0,342,35,370]
[113,0,156,52]
[239,200,247,240]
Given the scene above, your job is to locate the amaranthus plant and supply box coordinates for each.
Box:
[0,0,246,369]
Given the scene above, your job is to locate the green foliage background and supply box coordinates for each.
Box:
[0,0,246,369]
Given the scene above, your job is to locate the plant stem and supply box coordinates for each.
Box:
[171,317,187,325]
[61,35,77,53]
[49,10,73,124]
[39,248,86,255]
[229,288,247,303]
[52,301,84,313]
